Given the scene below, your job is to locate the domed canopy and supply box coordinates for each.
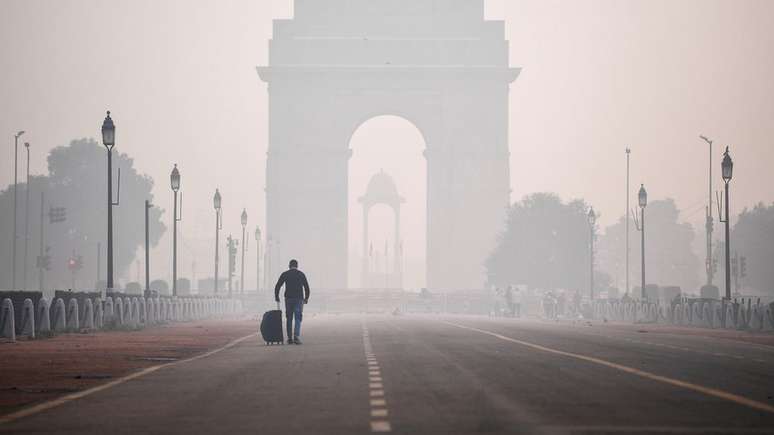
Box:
[359,169,405,208]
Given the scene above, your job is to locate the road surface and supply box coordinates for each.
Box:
[2,314,773,434]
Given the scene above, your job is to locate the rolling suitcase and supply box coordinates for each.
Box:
[260,302,284,345]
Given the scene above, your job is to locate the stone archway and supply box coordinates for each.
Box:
[359,170,405,289]
[258,1,519,290]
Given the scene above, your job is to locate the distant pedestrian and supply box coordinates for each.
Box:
[274,259,310,345]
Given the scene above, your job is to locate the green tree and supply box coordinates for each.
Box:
[731,203,774,295]
[0,138,166,290]
[486,193,592,290]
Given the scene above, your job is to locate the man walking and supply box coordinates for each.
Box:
[274,259,310,344]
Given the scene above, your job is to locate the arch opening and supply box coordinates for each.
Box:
[348,115,426,290]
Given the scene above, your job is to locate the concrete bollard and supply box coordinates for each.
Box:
[94,299,104,329]
[66,298,80,331]
[139,298,147,324]
[115,297,124,325]
[19,298,36,338]
[125,298,136,328]
[52,298,67,332]
[724,303,736,329]
[104,297,114,323]
[703,303,713,328]
[82,299,95,330]
[1,298,16,341]
[37,297,51,333]
[132,298,141,326]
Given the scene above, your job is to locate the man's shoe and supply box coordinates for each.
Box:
[287,339,294,345]
[293,337,302,345]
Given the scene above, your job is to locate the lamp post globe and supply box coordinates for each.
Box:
[101,111,115,148]
[722,147,733,183]
[638,184,647,208]
[170,164,181,192]
[214,189,222,210]
[241,209,248,227]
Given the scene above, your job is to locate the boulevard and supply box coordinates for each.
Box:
[2,315,773,434]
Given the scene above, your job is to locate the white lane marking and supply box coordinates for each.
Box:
[443,321,774,415]
[371,421,392,432]
[0,332,258,426]
[363,322,392,433]
[371,409,389,417]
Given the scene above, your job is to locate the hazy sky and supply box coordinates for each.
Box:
[2,0,773,288]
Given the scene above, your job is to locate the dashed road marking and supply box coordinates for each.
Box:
[371,421,392,432]
[363,323,392,433]
[371,409,389,417]
[442,320,774,415]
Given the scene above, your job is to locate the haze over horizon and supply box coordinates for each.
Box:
[2,0,773,289]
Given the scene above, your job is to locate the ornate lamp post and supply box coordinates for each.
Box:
[170,164,182,296]
[213,189,222,294]
[719,147,734,300]
[633,185,648,300]
[588,207,596,300]
[240,209,248,294]
[101,112,119,293]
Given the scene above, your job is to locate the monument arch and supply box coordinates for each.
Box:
[258,0,519,289]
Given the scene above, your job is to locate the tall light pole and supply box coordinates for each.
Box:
[588,207,596,300]
[12,130,25,290]
[144,200,153,293]
[700,135,715,286]
[23,141,31,290]
[101,111,119,293]
[719,147,733,300]
[240,209,247,294]
[633,184,647,300]
[170,164,181,296]
[625,148,631,296]
[213,189,222,294]
[255,226,262,293]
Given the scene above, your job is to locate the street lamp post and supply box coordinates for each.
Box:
[633,185,648,300]
[23,141,31,290]
[255,226,262,293]
[240,209,247,294]
[588,207,596,300]
[719,147,734,300]
[213,189,222,294]
[145,200,153,293]
[101,112,119,293]
[170,165,181,297]
[699,135,715,286]
[12,130,25,290]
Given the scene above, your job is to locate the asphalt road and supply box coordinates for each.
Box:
[2,314,774,434]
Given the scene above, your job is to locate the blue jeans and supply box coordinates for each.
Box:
[285,298,304,339]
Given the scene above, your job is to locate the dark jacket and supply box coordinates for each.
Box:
[274,268,310,301]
